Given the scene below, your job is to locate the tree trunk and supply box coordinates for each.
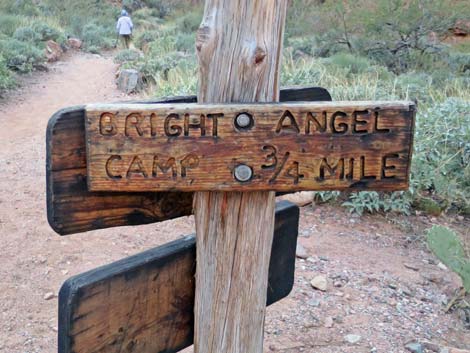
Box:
[194,1,287,353]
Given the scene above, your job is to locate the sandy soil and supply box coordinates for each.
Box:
[0,51,468,353]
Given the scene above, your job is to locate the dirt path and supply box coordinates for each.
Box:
[0,52,468,353]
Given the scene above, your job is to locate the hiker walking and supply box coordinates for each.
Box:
[116,9,133,49]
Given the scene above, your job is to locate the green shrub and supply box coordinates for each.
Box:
[40,0,119,39]
[134,30,160,50]
[0,14,26,36]
[394,72,433,102]
[13,26,41,43]
[0,39,44,73]
[174,32,194,52]
[81,23,114,51]
[286,36,316,56]
[0,0,39,16]
[411,98,470,212]
[448,52,470,75]
[313,191,341,204]
[342,191,412,216]
[325,53,372,74]
[0,56,15,91]
[427,225,470,292]
[114,49,141,64]
[143,0,174,18]
[132,1,171,20]
[175,11,202,34]
[31,21,63,42]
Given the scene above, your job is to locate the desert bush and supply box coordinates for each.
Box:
[325,53,372,74]
[13,26,41,43]
[342,191,412,216]
[140,0,174,18]
[313,191,341,204]
[0,55,15,91]
[0,39,44,73]
[152,63,197,97]
[299,0,470,74]
[175,11,202,34]
[31,21,64,42]
[133,30,160,51]
[0,0,39,16]
[0,14,27,36]
[137,52,192,81]
[81,23,114,51]
[286,36,317,57]
[174,32,195,52]
[114,49,142,64]
[40,0,118,39]
[133,8,163,32]
[448,52,470,75]
[30,20,64,43]
[411,98,470,213]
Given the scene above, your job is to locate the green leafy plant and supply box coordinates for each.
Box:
[31,21,63,42]
[0,55,15,92]
[175,11,202,34]
[325,52,372,74]
[313,191,340,204]
[0,14,27,36]
[114,49,142,64]
[411,99,470,213]
[0,39,44,73]
[13,26,41,43]
[81,23,114,51]
[426,225,470,293]
[342,191,411,216]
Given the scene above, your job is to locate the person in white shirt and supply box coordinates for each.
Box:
[116,10,133,49]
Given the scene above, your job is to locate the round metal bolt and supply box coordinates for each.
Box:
[234,164,253,182]
[235,113,253,129]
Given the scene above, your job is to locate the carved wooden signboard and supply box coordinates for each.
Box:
[46,87,331,235]
[86,101,415,192]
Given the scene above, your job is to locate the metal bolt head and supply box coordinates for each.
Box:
[235,113,253,129]
[234,164,253,182]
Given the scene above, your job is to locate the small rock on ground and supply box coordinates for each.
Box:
[296,243,309,259]
[405,342,424,353]
[344,334,361,344]
[43,292,55,300]
[310,275,328,291]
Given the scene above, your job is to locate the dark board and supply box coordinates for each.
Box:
[58,200,299,353]
[47,87,331,235]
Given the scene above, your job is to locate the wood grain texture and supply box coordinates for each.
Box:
[58,200,299,353]
[193,1,286,353]
[85,101,415,192]
[46,87,331,235]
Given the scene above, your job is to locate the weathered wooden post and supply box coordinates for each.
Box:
[193,1,287,352]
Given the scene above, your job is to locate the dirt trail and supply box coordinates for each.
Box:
[0,52,468,353]
[0,52,194,352]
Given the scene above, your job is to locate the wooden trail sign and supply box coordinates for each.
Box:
[85,101,415,193]
[46,87,331,235]
[58,200,298,353]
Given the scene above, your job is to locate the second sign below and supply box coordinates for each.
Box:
[86,101,415,192]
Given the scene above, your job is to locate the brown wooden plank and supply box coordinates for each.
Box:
[86,101,416,193]
[58,200,299,353]
[47,87,331,235]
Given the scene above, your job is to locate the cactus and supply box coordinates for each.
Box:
[426,225,470,293]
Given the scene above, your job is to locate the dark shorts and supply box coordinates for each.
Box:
[120,34,131,49]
